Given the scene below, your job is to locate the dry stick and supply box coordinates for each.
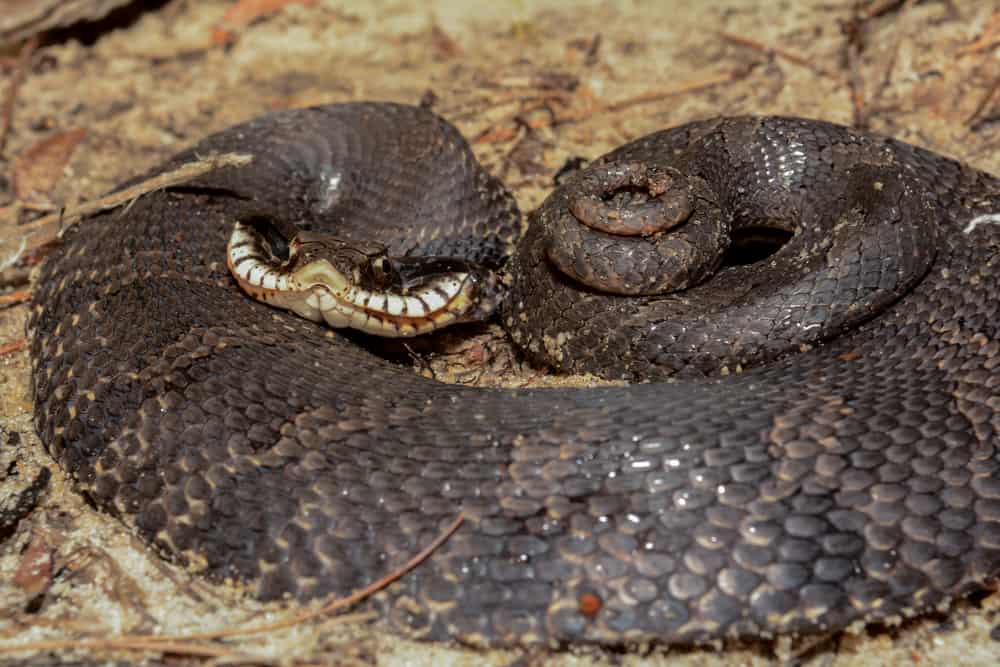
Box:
[600,68,753,113]
[957,34,1000,57]
[573,67,756,120]
[956,9,1000,56]
[960,11,1000,126]
[0,513,465,661]
[880,0,915,90]
[870,0,917,114]
[861,0,908,19]
[967,72,1000,128]
[474,99,554,143]
[8,152,254,253]
[845,0,920,128]
[717,31,836,78]
[0,35,37,157]
[0,288,30,307]
[475,68,755,145]
[148,512,465,642]
[0,638,246,660]
[843,18,868,128]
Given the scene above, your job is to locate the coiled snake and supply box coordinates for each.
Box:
[29,103,1000,646]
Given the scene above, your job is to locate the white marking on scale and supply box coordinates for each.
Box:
[352,288,371,306]
[442,277,464,298]
[404,296,426,316]
[420,289,448,312]
[248,264,265,285]
[386,295,406,316]
[368,294,386,312]
[229,244,255,261]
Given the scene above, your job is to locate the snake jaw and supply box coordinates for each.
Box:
[227,221,499,337]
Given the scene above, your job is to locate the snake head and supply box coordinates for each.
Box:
[227,219,502,337]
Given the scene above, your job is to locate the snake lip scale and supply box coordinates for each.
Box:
[30,102,1000,647]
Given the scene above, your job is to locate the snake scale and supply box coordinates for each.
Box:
[29,102,1000,647]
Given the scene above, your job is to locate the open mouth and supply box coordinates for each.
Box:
[226,220,488,337]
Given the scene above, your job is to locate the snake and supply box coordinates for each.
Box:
[28,102,1000,647]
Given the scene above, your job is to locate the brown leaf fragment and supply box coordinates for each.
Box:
[0,337,27,355]
[14,529,53,598]
[957,10,1000,56]
[430,23,463,59]
[211,0,316,45]
[12,128,86,201]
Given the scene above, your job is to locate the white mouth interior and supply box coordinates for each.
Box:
[227,222,475,337]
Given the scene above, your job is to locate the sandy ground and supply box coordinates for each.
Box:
[3,0,1000,665]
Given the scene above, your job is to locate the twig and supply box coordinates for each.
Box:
[871,0,917,110]
[718,31,835,78]
[0,288,30,307]
[0,514,464,660]
[860,0,908,19]
[473,66,756,145]
[149,512,465,641]
[841,13,869,128]
[0,35,37,157]
[599,67,756,114]
[583,33,602,66]
[474,99,556,143]
[967,72,1000,128]
[956,9,1000,56]
[10,152,254,251]
[0,638,247,660]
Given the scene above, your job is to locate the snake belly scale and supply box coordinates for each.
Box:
[29,102,1000,646]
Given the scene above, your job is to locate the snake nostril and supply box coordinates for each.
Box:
[721,226,794,267]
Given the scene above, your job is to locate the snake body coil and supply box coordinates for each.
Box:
[30,103,1000,646]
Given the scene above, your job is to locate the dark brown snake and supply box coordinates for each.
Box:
[29,103,1000,647]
